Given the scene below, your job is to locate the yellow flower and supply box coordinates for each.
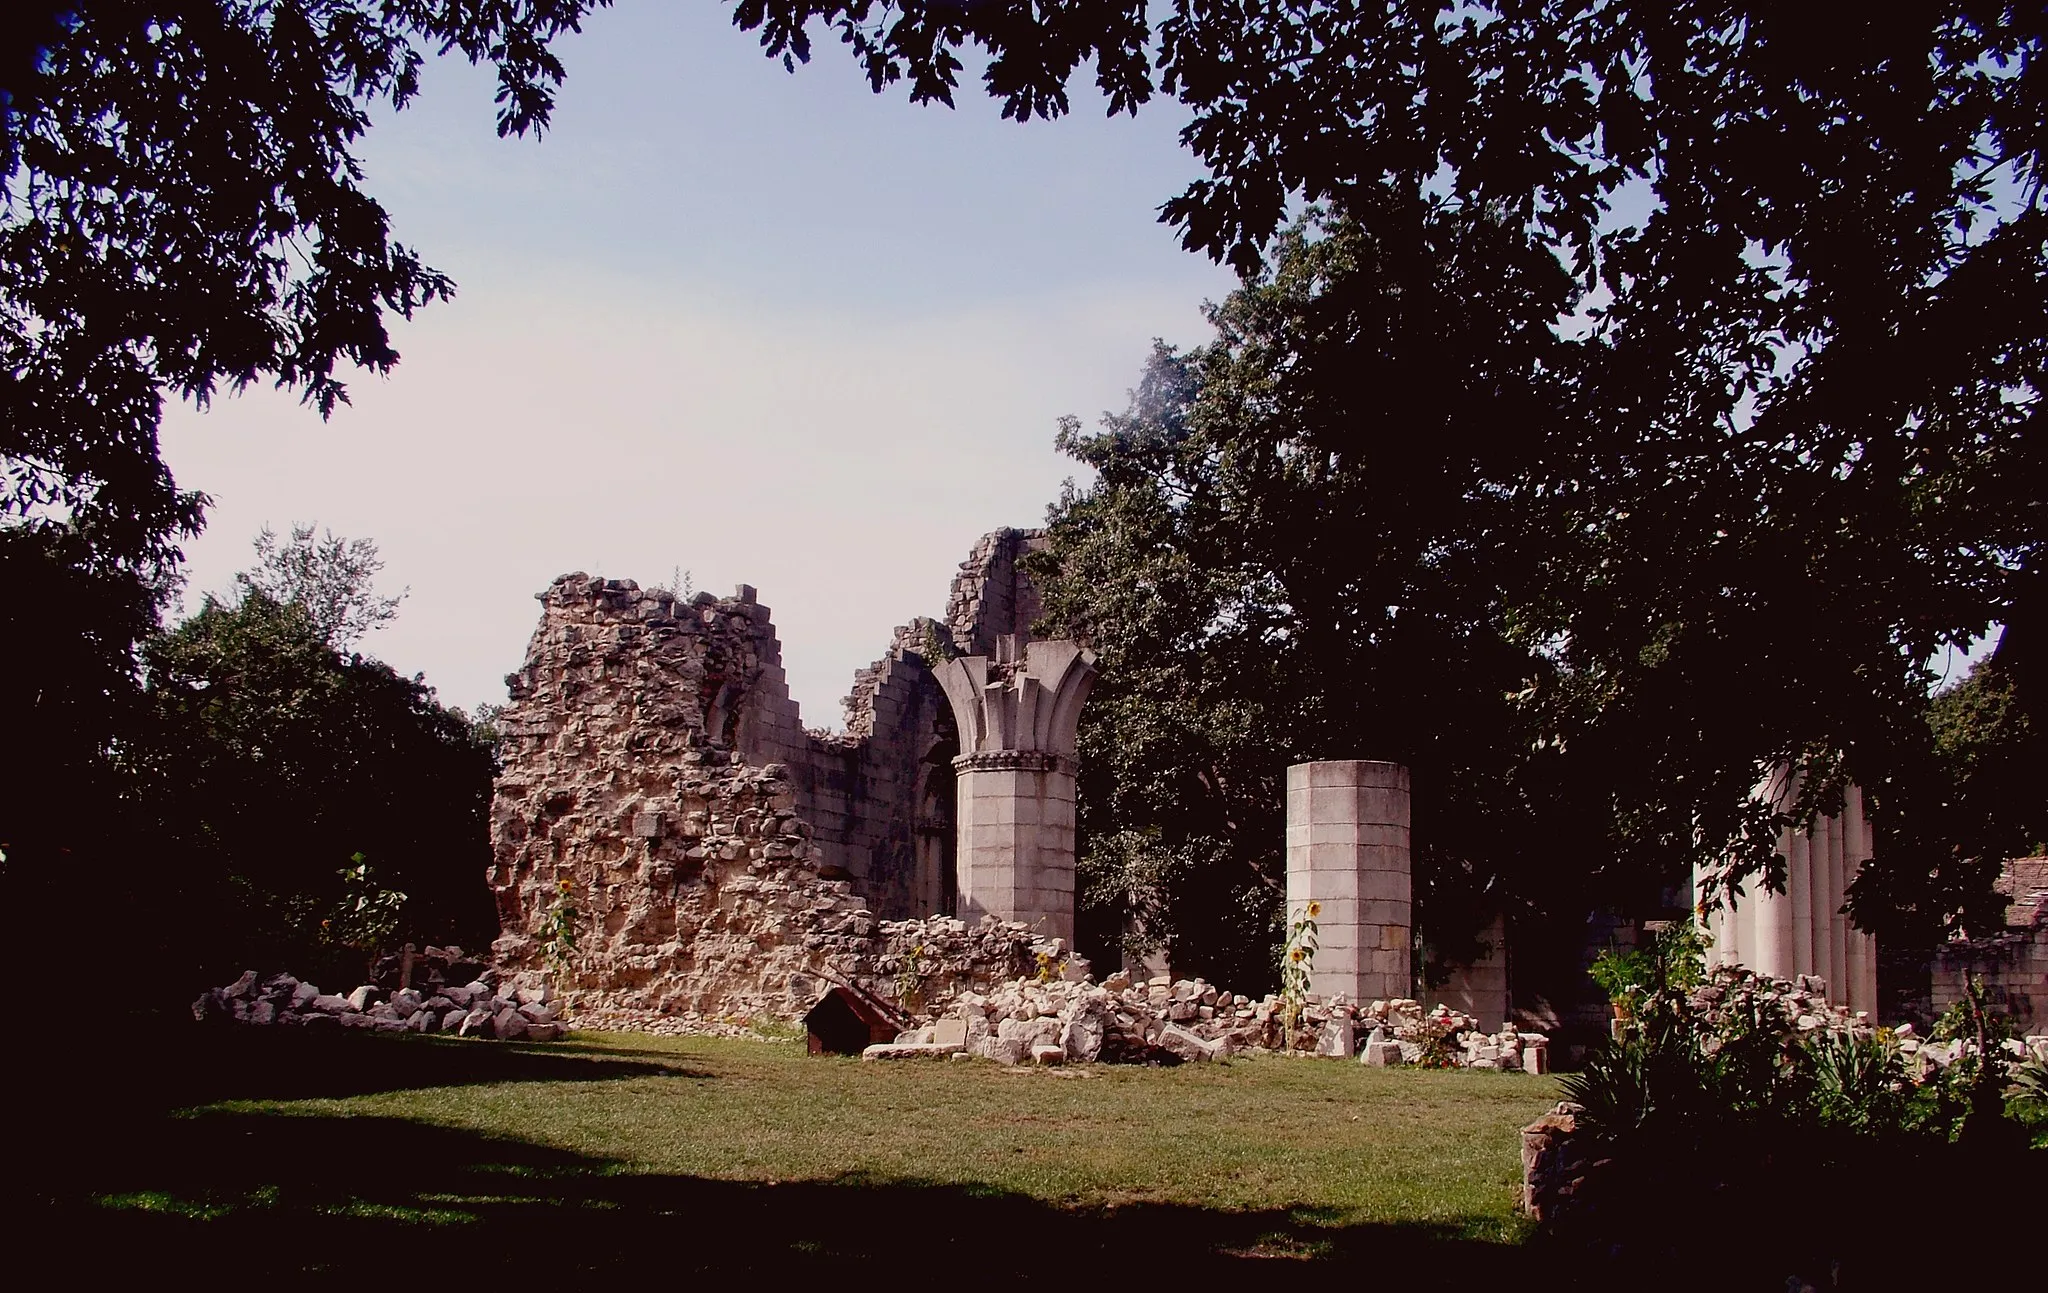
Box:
[1289,946,1306,963]
[1305,901,1322,919]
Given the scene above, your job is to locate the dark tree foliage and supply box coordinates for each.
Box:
[0,525,164,978]
[2,3,602,1001]
[1,525,494,1002]
[746,2,2045,945]
[1900,646,2048,937]
[2,1,610,572]
[1037,213,1601,989]
[137,589,498,990]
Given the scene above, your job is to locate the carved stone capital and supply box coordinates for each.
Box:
[951,750,1078,777]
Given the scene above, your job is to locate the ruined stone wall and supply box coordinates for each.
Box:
[945,527,1046,659]
[489,576,865,1017]
[489,530,1052,1020]
[1930,857,2048,1032]
[747,527,1048,922]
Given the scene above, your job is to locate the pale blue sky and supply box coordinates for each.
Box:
[158,6,1995,717]
[162,5,1237,722]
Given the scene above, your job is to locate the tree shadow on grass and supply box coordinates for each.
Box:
[34,1020,694,1111]
[25,1105,1539,1287]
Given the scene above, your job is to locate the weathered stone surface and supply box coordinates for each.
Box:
[860,1042,962,1060]
[1059,1003,1106,1063]
[1159,1024,1226,1063]
[493,1007,529,1041]
[1315,1017,1355,1058]
[1521,1102,1592,1222]
[485,534,1058,1029]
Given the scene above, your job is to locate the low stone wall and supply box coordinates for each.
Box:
[193,967,567,1041]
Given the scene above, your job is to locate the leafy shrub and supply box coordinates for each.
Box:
[1551,965,2043,1287]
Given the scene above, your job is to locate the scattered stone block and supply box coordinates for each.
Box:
[1315,1018,1355,1058]
[860,1042,962,1060]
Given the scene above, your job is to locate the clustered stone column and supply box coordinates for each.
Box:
[933,636,1096,947]
[1286,760,1413,1002]
[1698,768,1880,1014]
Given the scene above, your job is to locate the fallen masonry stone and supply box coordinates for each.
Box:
[1060,1008,1106,1063]
[861,1043,963,1060]
[1159,1024,1227,1063]
[1316,1018,1355,1058]
[1031,1043,1065,1066]
[980,1036,1030,1066]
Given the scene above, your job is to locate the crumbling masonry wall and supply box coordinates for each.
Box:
[488,530,1050,1019]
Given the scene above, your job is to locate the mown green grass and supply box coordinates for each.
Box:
[24,1025,1560,1281]
[243,1032,1555,1235]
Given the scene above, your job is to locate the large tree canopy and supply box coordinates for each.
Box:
[138,576,498,988]
[733,1,2044,943]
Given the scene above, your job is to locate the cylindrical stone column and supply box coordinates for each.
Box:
[951,751,1076,947]
[1843,786,1879,1013]
[1285,760,1412,1002]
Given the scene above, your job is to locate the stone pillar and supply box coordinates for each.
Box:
[1285,760,1412,1002]
[1698,769,1879,1014]
[933,636,1096,946]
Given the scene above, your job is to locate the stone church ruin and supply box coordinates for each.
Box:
[486,529,1099,1026]
[474,522,2032,1064]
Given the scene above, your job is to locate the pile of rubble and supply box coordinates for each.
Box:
[1686,968,1876,1039]
[192,962,567,1042]
[1894,1025,2048,1079]
[863,960,1549,1068]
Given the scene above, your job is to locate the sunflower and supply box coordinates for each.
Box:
[1289,946,1306,963]
[1305,900,1322,919]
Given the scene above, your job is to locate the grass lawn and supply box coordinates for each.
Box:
[22,1025,1561,1283]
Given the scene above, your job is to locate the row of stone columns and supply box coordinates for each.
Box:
[1697,769,1879,1014]
[929,703,1882,1022]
